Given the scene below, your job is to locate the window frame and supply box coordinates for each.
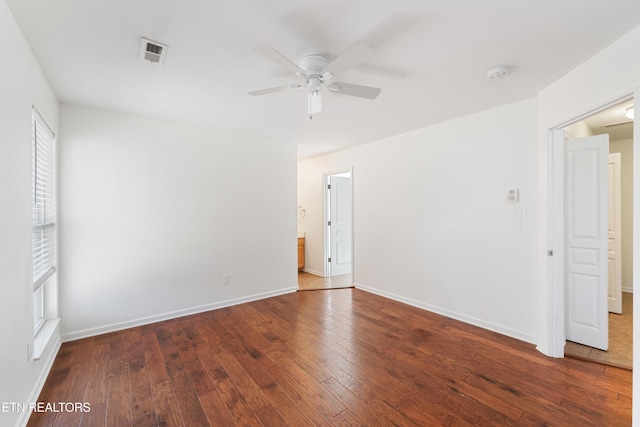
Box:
[31,107,57,340]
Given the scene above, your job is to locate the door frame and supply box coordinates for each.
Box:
[547,93,635,357]
[609,152,622,314]
[323,168,354,278]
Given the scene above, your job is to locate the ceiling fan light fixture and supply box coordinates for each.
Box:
[625,106,634,119]
[308,90,322,118]
[308,76,322,91]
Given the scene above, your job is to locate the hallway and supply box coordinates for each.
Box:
[565,292,633,369]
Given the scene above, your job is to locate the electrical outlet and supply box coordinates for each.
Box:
[222,274,231,286]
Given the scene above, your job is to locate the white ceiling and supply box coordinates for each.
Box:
[583,100,634,141]
[7,0,640,159]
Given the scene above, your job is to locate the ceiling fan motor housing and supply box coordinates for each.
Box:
[299,54,329,76]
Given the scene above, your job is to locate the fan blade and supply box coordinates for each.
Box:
[327,82,381,100]
[323,43,372,76]
[248,84,302,96]
[255,46,308,79]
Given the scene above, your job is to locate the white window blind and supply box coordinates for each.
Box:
[33,285,44,332]
[32,108,56,297]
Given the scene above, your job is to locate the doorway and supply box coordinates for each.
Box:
[552,98,634,368]
[297,169,354,291]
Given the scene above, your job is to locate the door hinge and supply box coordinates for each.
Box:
[328,257,331,263]
[548,250,554,257]
[327,184,331,190]
[327,221,331,226]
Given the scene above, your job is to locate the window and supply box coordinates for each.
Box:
[32,108,56,337]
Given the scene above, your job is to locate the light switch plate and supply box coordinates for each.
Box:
[513,204,527,217]
[512,218,522,231]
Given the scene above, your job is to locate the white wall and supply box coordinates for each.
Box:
[0,2,60,426]
[610,138,634,293]
[59,104,298,340]
[299,98,540,344]
[564,120,594,139]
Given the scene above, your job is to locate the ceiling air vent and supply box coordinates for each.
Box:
[140,37,168,65]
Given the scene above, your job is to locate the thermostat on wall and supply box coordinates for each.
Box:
[506,188,519,203]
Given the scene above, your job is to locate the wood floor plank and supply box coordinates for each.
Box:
[83,343,110,406]
[107,335,130,377]
[196,348,263,427]
[397,398,465,426]
[426,353,619,426]
[260,364,337,425]
[128,340,156,423]
[154,323,181,364]
[27,288,632,426]
[319,354,409,410]
[212,345,272,412]
[273,343,333,384]
[141,332,170,387]
[50,361,90,427]
[165,359,210,427]
[106,372,131,427]
[79,402,106,427]
[267,349,346,416]
[221,341,326,426]
[321,377,390,426]
[253,405,288,427]
[150,380,184,427]
[198,389,236,427]
[560,396,632,427]
[130,414,158,427]
[334,409,368,426]
[258,381,315,426]
[182,358,216,396]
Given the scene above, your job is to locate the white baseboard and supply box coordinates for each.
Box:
[623,288,633,293]
[61,286,298,342]
[301,268,324,277]
[16,335,62,427]
[355,282,538,346]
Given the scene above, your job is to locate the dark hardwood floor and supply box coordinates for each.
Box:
[28,288,631,426]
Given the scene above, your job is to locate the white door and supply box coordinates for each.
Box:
[608,153,622,314]
[565,134,609,350]
[329,175,352,276]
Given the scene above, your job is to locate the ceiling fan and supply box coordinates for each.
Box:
[248,43,381,119]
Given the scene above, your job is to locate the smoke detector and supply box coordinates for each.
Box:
[487,65,511,79]
[140,37,168,65]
